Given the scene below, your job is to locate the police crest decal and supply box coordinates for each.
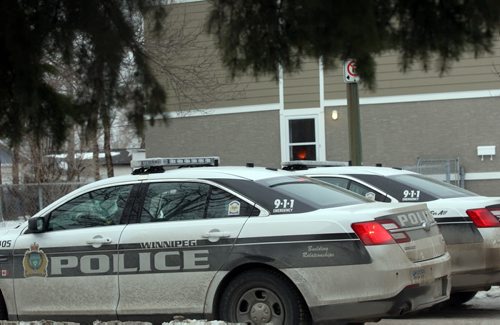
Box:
[22,242,48,277]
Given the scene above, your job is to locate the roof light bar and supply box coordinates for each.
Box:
[131,156,220,169]
[282,160,349,170]
[282,160,349,167]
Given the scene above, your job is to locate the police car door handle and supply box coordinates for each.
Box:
[86,236,112,248]
[202,230,231,242]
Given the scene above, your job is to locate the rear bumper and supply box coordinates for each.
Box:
[288,249,451,324]
[448,228,500,291]
[310,276,449,324]
[451,269,500,292]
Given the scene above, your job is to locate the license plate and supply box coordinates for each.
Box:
[411,267,426,281]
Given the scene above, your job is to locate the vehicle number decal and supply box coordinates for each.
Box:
[402,189,420,201]
[273,199,295,213]
[0,240,11,248]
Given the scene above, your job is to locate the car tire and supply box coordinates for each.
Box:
[0,294,7,320]
[218,268,310,325]
[449,291,478,306]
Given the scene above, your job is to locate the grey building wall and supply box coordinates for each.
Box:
[145,110,281,167]
[326,97,500,196]
[465,180,500,196]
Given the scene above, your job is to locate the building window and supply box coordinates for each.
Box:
[288,118,317,160]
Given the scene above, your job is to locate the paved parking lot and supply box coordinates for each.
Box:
[371,286,500,324]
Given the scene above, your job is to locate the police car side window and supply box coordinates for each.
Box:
[206,186,255,218]
[48,185,133,231]
[141,182,209,223]
[314,177,349,189]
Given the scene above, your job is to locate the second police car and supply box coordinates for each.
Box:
[283,162,500,306]
[0,157,451,324]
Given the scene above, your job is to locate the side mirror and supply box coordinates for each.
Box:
[27,217,46,233]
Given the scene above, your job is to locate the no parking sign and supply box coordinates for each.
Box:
[343,59,359,83]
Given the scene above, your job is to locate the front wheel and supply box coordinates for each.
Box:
[218,269,310,325]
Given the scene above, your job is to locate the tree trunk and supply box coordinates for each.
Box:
[102,109,114,178]
[66,127,76,181]
[30,139,44,183]
[0,160,3,221]
[92,146,100,180]
[12,145,20,185]
[92,131,100,181]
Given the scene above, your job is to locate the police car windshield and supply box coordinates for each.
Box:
[258,176,369,208]
[389,174,477,199]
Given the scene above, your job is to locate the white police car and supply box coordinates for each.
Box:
[283,162,500,306]
[0,157,451,324]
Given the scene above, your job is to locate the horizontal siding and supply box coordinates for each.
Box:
[325,45,500,100]
[145,1,279,113]
[149,1,500,108]
[284,60,320,109]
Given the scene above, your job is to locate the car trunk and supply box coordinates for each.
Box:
[353,202,447,263]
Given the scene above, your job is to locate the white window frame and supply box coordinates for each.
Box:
[280,108,326,163]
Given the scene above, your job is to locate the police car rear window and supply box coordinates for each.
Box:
[389,174,477,199]
[211,177,367,214]
[351,173,476,201]
[259,176,368,209]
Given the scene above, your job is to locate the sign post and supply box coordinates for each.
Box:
[343,59,362,166]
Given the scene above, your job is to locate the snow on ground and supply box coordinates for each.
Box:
[467,285,500,308]
[6,288,500,324]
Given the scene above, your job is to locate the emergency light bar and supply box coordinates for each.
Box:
[282,160,349,170]
[131,156,220,169]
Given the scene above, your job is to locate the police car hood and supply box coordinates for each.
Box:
[0,220,24,236]
[325,201,446,262]
[426,196,500,216]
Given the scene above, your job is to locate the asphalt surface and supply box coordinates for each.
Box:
[370,287,500,324]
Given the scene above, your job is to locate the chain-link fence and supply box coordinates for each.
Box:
[0,182,87,221]
[403,157,465,187]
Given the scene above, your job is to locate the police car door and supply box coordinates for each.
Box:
[12,184,134,321]
[117,181,255,318]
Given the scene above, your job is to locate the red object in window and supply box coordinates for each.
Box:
[351,221,396,245]
[296,149,307,160]
[466,208,500,228]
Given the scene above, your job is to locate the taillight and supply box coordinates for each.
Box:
[466,208,500,228]
[351,221,396,245]
[378,219,411,243]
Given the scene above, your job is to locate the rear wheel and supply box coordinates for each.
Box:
[449,291,478,306]
[218,269,310,325]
